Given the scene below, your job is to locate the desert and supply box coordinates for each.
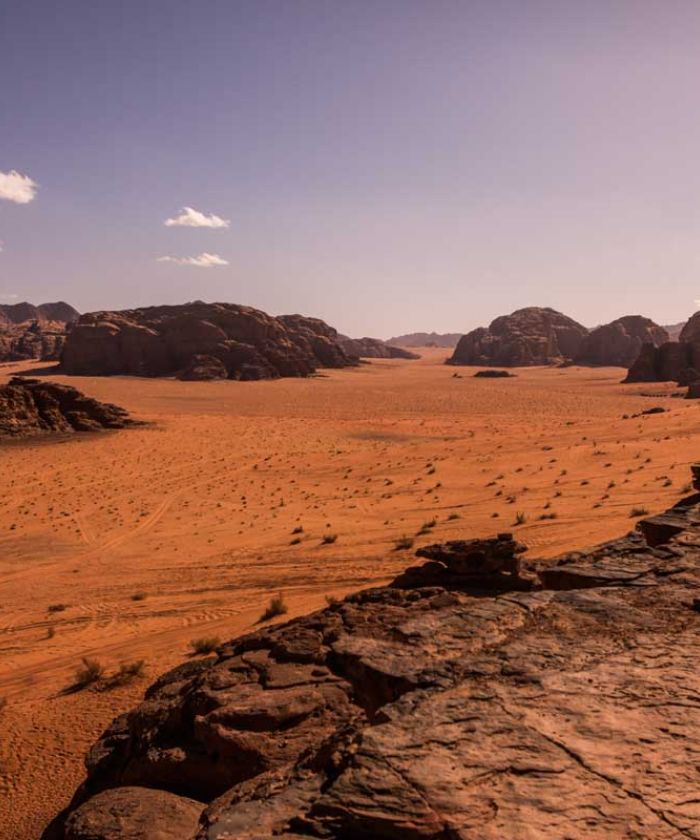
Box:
[5,3,700,836]
[2,346,700,837]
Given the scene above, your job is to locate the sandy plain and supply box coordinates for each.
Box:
[0,348,698,838]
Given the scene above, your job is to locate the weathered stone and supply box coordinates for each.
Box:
[447,307,588,367]
[49,467,700,839]
[0,377,134,438]
[60,304,356,380]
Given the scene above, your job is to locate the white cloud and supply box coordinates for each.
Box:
[164,206,229,228]
[0,293,18,301]
[157,252,229,268]
[695,299,700,308]
[0,170,38,204]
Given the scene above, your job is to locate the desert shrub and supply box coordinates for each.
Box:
[394,535,414,551]
[109,660,146,687]
[260,593,288,622]
[629,506,649,518]
[74,657,105,688]
[131,592,147,602]
[321,533,338,545]
[190,636,221,655]
[292,526,304,534]
[290,536,302,545]
[514,511,527,526]
[447,512,460,521]
[47,603,67,613]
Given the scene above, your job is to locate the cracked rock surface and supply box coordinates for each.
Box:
[46,468,700,838]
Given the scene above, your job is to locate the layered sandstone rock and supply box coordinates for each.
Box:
[576,315,668,367]
[624,313,700,386]
[0,301,79,362]
[48,467,700,839]
[60,304,355,380]
[337,335,420,360]
[0,377,134,437]
[0,320,69,362]
[447,307,588,367]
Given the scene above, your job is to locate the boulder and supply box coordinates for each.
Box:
[447,307,588,367]
[576,316,668,367]
[64,787,202,840]
[0,377,134,437]
[48,467,700,839]
[61,304,356,380]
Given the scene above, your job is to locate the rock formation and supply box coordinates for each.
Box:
[576,315,668,367]
[0,377,134,437]
[0,301,79,325]
[337,335,420,360]
[0,301,79,363]
[47,466,700,839]
[447,307,588,367]
[386,331,463,348]
[0,320,69,362]
[624,312,700,388]
[60,304,356,380]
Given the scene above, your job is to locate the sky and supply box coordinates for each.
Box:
[2,0,700,338]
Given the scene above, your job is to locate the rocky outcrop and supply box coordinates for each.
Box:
[0,301,79,363]
[624,313,700,387]
[0,320,69,362]
[447,307,588,367]
[337,335,420,360]
[60,304,356,380]
[576,316,668,367]
[48,467,700,839]
[386,332,463,348]
[0,377,134,437]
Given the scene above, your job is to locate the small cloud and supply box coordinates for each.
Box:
[0,292,19,301]
[0,170,38,204]
[157,252,229,268]
[695,299,700,308]
[164,206,229,228]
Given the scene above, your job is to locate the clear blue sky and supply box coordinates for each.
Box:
[1,0,700,337]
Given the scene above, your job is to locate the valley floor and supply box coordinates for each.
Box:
[0,349,698,838]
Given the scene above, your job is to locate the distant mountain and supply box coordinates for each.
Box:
[337,335,420,360]
[386,331,462,348]
[0,301,80,325]
[662,322,685,342]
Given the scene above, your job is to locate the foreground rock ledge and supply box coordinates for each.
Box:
[47,469,700,839]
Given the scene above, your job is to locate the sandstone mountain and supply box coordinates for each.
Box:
[0,320,69,362]
[337,335,420,360]
[60,303,356,380]
[447,307,588,367]
[386,331,462,348]
[47,466,700,839]
[0,301,79,325]
[0,377,134,437]
[576,315,668,367]
[0,301,80,363]
[625,311,700,386]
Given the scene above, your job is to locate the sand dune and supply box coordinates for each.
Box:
[1,349,698,838]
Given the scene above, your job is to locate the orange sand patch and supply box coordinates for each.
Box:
[0,350,697,837]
